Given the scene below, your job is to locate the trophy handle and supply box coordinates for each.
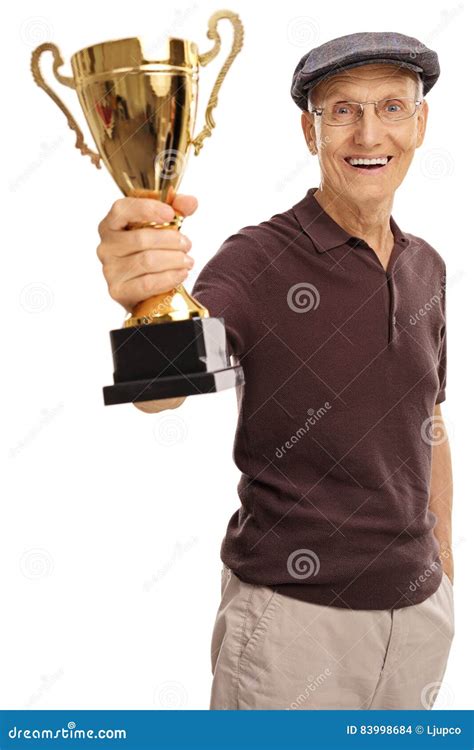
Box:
[191,10,244,156]
[31,43,101,169]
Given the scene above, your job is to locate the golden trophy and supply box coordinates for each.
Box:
[31,11,245,405]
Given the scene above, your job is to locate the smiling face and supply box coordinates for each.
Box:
[301,64,429,205]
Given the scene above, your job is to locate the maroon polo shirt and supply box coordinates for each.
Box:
[191,186,447,610]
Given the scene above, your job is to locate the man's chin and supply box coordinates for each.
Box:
[343,183,395,204]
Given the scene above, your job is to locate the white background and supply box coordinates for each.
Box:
[2,0,472,710]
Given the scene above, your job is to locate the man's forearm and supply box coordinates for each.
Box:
[428,404,454,583]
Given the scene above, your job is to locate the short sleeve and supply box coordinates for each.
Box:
[190,232,262,358]
[435,264,447,404]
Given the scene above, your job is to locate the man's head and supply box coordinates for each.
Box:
[290,32,439,206]
[300,63,428,205]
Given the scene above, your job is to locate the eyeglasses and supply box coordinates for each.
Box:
[309,97,423,126]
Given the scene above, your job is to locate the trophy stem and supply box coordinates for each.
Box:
[123,212,209,328]
[124,284,209,327]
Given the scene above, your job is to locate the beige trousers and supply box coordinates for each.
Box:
[210,564,454,710]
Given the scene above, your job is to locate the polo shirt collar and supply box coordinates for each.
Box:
[293,187,408,253]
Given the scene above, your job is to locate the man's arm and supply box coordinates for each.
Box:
[428,402,454,584]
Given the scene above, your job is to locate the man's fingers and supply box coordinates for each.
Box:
[104,198,176,232]
[101,195,198,234]
[98,228,192,259]
[134,396,186,413]
[113,269,190,309]
[107,249,193,286]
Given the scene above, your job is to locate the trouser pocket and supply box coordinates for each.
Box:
[237,580,280,663]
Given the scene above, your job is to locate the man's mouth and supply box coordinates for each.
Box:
[343,155,393,172]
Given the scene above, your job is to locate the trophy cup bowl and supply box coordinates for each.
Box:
[31,10,245,406]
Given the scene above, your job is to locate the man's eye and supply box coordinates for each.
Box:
[384,100,403,112]
[333,103,353,115]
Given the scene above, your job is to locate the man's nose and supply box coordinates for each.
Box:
[353,104,385,146]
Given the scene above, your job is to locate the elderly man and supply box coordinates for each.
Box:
[97,32,454,709]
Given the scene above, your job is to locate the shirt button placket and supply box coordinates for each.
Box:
[387,274,396,345]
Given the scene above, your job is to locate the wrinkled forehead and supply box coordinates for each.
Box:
[310,64,419,103]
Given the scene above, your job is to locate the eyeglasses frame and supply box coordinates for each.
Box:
[309,97,424,126]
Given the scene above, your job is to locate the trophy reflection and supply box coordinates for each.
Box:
[31,10,245,405]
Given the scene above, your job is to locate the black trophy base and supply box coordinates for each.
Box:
[103,316,244,406]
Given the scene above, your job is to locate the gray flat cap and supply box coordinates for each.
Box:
[291,31,440,111]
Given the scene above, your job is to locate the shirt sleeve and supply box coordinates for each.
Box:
[435,264,447,404]
[190,231,262,359]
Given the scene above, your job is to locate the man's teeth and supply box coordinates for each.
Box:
[348,157,389,166]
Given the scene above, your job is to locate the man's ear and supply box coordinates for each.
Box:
[301,111,317,155]
[416,99,429,148]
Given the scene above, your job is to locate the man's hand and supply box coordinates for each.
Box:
[97,194,198,413]
[132,396,187,414]
[97,193,197,313]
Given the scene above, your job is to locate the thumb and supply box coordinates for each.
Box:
[171,194,198,218]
